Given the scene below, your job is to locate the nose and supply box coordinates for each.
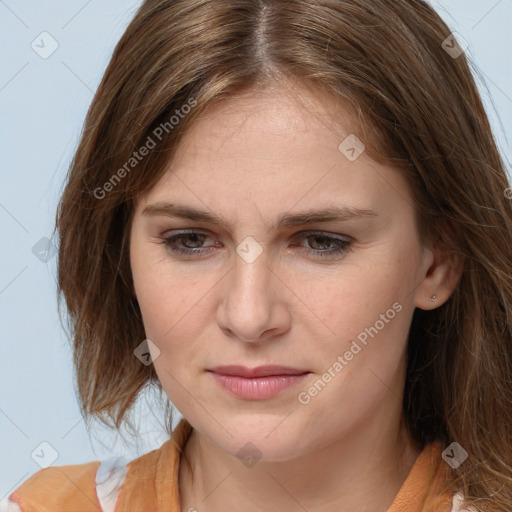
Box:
[216,243,291,343]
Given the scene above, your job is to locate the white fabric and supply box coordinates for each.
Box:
[450,492,477,512]
[0,497,23,512]
[94,456,129,512]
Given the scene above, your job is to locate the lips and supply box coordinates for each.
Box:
[208,365,310,378]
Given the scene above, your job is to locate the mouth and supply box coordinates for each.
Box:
[208,365,310,377]
[207,365,311,400]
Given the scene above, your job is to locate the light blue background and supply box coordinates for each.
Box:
[1,0,511,499]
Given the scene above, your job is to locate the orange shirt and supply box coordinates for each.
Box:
[4,418,463,512]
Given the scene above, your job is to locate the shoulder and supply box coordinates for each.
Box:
[1,460,101,512]
[1,456,130,512]
[3,420,200,511]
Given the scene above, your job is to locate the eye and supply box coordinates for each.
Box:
[291,231,352,259]
[158,230,218,256]
[157,230,352,260]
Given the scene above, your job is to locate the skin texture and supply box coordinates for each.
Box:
[129,82,460,512]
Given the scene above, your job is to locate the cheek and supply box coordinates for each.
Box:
[134,273,197,346]
[130,240,214,372]
[131,232,189,328]
[308,259,407,341]
[305,251,415,388]
[131,235,174,339]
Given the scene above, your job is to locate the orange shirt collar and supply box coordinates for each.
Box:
[116,418,452,512]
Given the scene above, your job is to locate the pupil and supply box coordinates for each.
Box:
[187,233,203,248]
[313,235,330,249]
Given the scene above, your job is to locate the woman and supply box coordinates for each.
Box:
[3,0,511,511]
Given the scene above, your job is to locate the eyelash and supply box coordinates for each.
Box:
[157,230,352,260]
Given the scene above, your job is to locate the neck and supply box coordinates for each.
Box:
[179,407,422,512]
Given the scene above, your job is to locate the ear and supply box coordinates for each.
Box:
[414,242,464,311]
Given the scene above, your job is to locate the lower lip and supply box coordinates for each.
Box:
[210,372,309,400]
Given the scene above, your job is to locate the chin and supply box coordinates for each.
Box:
[207,415,309,463]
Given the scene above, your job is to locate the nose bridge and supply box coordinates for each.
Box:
[231,239,271,308]
[218,238,281,341]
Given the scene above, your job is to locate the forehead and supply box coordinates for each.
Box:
[135,85,414,226]
[190,83,349,149]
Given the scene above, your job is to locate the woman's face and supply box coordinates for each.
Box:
[129,85,436,461]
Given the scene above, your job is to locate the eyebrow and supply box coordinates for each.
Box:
[141,201,378,230]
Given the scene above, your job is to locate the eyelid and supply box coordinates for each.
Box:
[159,227,352,239]
[294,229,352,240]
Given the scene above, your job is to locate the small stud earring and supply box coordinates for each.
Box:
[429,295,437,302]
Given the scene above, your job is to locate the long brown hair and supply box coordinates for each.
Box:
[55,0,512,509]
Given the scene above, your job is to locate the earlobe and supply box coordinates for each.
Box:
[414,246,463,311]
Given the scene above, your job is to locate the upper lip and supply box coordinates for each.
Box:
[208,365,310,378]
